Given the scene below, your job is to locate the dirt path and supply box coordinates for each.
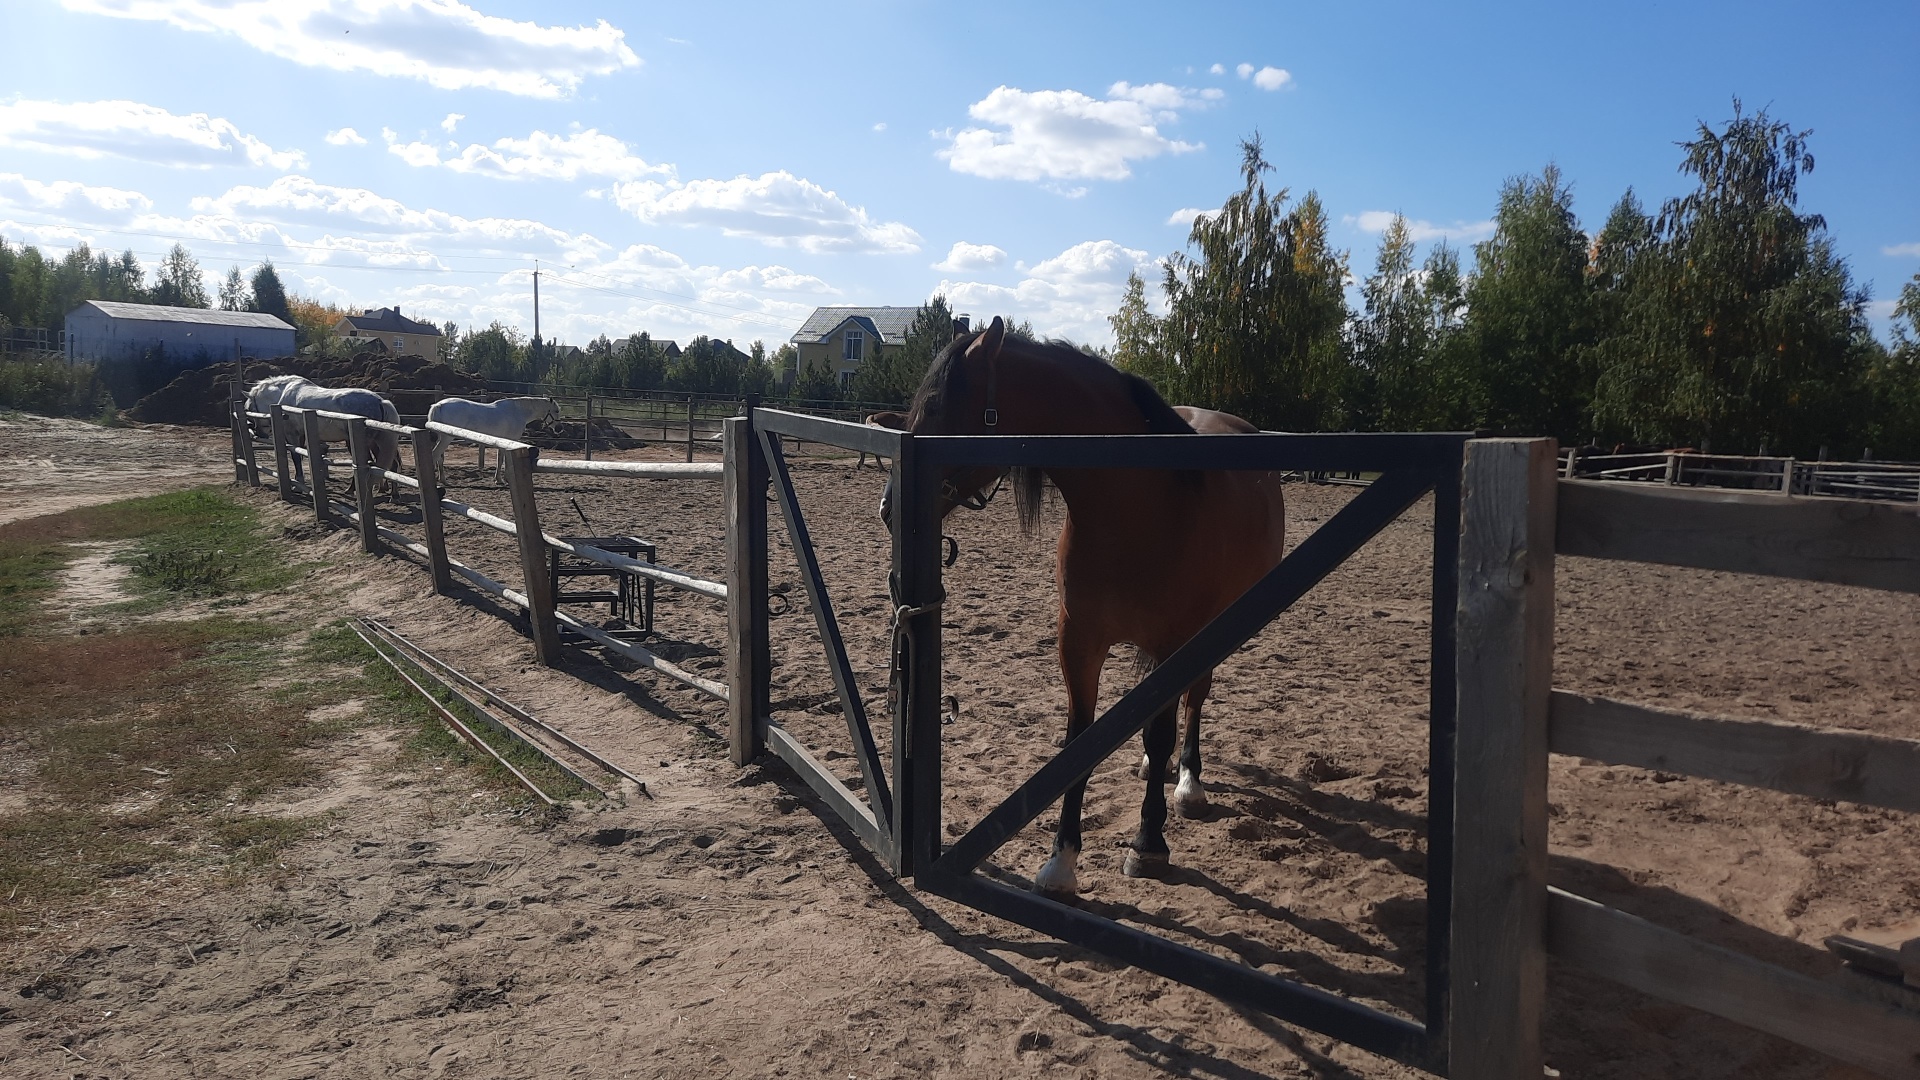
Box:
[3,437,1917,1078]
[0,414,230,524]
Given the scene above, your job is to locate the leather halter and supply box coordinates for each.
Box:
[982,347,999,428]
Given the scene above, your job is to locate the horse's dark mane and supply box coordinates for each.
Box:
[910,329,1194,533]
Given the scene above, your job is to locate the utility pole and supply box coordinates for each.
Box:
[531,261,542,382]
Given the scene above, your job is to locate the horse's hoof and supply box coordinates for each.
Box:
[1174,770,1207,818]
[1033,852,1079,898]
[1122,849,1171,879]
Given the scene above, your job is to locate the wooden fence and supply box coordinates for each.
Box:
[1563,449,1920,502]
[234,398,734,703]
[230,403,1920,1078]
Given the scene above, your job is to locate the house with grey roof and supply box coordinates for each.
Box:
[333,306,443,357]
[789,306,918,391]
[65,300,295,365]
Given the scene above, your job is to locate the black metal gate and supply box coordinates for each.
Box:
[740,408,1473,1073]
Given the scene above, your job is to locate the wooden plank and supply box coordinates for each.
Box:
[1449,439,1556,1080]
[541,535,727,601]
[412,428,453,595]
[1548,888,1920,1079]
[427,420,529,453]
[1548,691,1920,813]
[765,723,885,856]
[345,417,379,555]
[725,416,770,766]
[503,446,562,666]
[1557,479,1920,593]
[533,458,724,479]
[300,408,331,525]
[233,400,259,487]
[553,610,727,700]
[269,404,297,503]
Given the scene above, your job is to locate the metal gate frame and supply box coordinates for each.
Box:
[730,408,1541,1076]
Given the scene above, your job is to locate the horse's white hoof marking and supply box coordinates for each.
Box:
[1034,851,1079,898]
[1174,767,1208,818]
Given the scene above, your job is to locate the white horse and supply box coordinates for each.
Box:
[279,382,403,496]
[244,374,310,437]
[425,396,559,482]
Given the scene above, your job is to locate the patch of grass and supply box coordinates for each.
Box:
[312,619,597,807]
[213,815,328,868]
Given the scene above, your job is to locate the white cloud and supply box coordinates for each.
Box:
[1348,210,1496,244]
[389,128,672,182]
[1885,242,1920,257]
[1251,66,1292,91]
[611,171,921,254]
[872,122,887,132]
[324,127,367,146]
[1209,63,1225,75]
[936,239,1157,344]
[1166,207,1216,227]
[932,241,1008,272]
[191,175,605,261]
[939,83,1210,183]
[441,112,465,133]
[0,173,153,217]
[62,0,641,99]
[1236,63,1255,79]
[0,99,305,169]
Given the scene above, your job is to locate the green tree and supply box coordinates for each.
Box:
[1589,103,1868,454]
[249,261,291,324]
[791,351,840,403]
[1352,215,1435,430]
[460,322,526,382]
[1158,134,1350,430]
[218,266,252,311]
[1109,271,1177,399]
[850,295,956,406]
[151,244,209,308]
[1861,275,1920,460]
[1454,164,1594,438]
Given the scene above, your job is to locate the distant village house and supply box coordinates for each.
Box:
[333,307,443,357]
[789,307,917,390]
[65,300,295,365]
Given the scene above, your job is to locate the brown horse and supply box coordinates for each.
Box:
[883,317,1286,898]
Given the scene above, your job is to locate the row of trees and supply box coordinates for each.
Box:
[1114,104,1920,459]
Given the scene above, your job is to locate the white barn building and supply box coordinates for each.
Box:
[65,301,295,366]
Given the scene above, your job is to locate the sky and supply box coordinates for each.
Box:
[1,0,1915,351]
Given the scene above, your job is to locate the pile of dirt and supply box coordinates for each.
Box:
[127,353,487,426]
[523,416,646,452]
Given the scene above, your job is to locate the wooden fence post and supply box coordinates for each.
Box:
[301,409,330,525]
[503,445,562,666]
[412,428,453,594]
[345,417,379,554]
[583,395,594,462]
[228,399,250,485]
[269,404,296,503]
[686,397,696,463]
[725,414,770,766]
[1449,437,1556,1079]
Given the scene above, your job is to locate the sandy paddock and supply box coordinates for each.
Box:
[4,429,1918,1078]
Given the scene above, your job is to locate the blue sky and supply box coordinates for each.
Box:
[2,0,1915,350]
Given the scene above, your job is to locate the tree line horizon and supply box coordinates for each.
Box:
[3,102,1914,457]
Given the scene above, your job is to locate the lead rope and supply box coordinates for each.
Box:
[889,594,943,755]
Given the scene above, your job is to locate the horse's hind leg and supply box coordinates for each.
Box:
[1173,672,1213,819]
[1124,699,1179,878]
[1034,629,1105,899]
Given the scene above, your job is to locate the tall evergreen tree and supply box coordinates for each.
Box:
[850,294,955,405]
[249,261,291,324]
[1108,271,1176,397]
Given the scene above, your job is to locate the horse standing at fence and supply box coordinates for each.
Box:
[882,317,1287,898]
[276,382,404,496]
[245,375,309,439]
[426,396,559,482]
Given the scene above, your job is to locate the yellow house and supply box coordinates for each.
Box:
[789,307,918,391]
[332,306,443,356]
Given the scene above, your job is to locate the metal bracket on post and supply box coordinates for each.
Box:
[725,412,770,766]
[503,444,562,666]
[301,409,330,524]
[345,417,379,554]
